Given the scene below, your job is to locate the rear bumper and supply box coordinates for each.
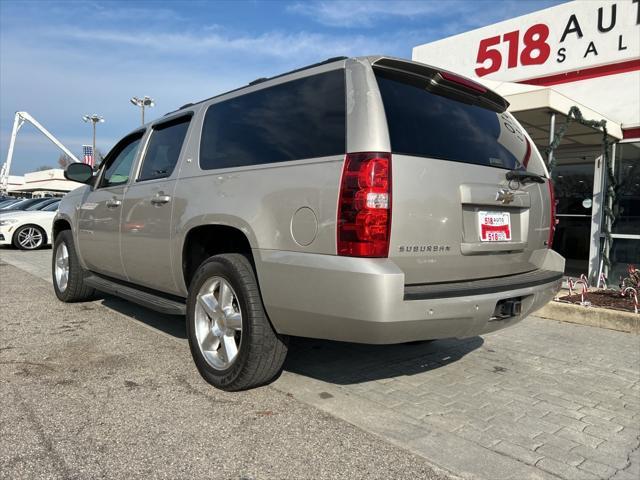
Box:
[254,248,564,344]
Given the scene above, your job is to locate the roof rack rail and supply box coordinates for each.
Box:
[248,77,268,86]
[163,102,195,117]
[262,56,348,85]
[176,56,349,112]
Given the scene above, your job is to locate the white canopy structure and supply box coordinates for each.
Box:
[0,111,81,194]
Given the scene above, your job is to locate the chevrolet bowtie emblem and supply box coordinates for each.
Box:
[496,188,515,204]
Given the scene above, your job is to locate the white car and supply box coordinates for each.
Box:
[0,201,59,250]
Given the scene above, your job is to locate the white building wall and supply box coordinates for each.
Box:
[412,0,640,129]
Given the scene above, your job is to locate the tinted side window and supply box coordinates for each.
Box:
[200,69,345,170]
[138,116,191,181]
[100,134,143,188]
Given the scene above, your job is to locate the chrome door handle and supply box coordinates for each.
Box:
[106,199,121,208]
[151,194,171,206]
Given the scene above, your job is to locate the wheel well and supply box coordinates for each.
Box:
[52,219,71,241]
[182,225,254,289]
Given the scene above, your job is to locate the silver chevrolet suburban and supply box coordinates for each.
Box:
[54,56,564,391]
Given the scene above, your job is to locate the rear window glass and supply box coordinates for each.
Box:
[375,70,529,170]
[200,69,345,170]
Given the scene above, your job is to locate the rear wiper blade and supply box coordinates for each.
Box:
[505,170,545,184]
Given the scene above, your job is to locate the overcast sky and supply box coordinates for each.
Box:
[0,0,563,174]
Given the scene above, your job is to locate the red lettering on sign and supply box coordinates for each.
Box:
[475,35,502,76]
[521,24,550,66]
[503,30,520,68]
[475,24,551,76]
[481,223,511,237]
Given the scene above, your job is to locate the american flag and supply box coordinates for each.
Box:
[82,145,94,167]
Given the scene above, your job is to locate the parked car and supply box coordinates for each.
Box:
[0,201,59,250]
[53,56,564,391]
[0,198,20,209]
[24,198,60,211]
[0,197,55,212]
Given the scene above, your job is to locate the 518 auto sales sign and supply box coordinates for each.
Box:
[412,0,639,84]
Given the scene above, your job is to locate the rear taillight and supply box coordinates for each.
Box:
[547,179,556,248]
[337,152,391,257]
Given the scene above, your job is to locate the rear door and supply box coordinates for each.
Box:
[120,114,192,294]
[372,59,551,284]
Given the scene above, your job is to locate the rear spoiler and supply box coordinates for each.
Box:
[371,57,509,113]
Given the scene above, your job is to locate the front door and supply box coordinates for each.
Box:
[76,132,144,280]
[551,158,596,277]
[120,114,192,294]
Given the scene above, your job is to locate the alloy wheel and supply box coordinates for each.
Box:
[17,227,43,249]
[54,242,69,292]
[194,276,243,370]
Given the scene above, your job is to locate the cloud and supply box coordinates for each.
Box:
[287,0,460,27]
[49,26,392,60]
[288,0,564,29]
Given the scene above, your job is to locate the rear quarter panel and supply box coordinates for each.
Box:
[171,103,345,295]
[171,59,388,295]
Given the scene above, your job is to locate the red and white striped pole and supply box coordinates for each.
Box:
[580,274,589,288]
[574,279,589,306]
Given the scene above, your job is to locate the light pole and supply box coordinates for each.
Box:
[82,114,104,167]
[130,96,155,125]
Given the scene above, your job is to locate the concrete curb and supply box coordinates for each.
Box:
[535,301,639,333]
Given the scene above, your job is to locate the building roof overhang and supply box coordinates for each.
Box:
[478,79,623,148]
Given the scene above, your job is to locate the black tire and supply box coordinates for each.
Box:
[13,224,46,250]
[186,253,288,391]
[52,230,95,302]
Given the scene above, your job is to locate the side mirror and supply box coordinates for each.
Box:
[64,163,94,184]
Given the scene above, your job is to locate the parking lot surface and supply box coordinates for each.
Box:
[0,258,447,480]
[2,247,639,480]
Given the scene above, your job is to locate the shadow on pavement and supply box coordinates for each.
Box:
[100,295,187,340]
[284,336,484,385]
[90,291,483,386]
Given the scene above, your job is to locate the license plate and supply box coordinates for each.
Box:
[478,211,511,242]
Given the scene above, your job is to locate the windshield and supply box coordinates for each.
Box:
[1,199,37,210]
[25,199,56,210]
[0,199,18,208]
[375,70,530,170]
[42,201,60,211]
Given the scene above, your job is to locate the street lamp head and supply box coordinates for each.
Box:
[82,114,104,124]
[130,97,141,106]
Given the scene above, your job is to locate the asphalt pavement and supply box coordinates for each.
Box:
[2,246,639,480]
[0,258,449,480]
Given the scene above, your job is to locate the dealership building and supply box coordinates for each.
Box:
[413,0,639,283]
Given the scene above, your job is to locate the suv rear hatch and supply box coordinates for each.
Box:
[372,58,552,285]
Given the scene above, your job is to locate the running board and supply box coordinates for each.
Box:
[85,274,186,315]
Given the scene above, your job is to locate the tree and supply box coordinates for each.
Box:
[57,153,73,168]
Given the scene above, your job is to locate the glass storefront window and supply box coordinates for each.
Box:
[612,142,640,235]
[609,141,640,286]
[552,160,595,277]
[609,238,640,285]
